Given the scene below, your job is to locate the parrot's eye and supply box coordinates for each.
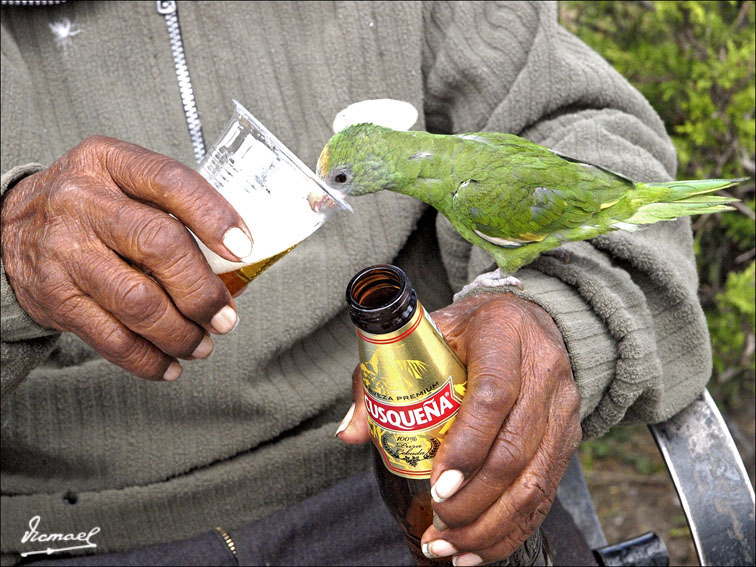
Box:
[331,169,351,185]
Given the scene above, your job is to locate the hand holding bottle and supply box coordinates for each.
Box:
[338,291,581,565]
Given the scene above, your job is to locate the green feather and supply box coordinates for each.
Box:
[623,180,743,224]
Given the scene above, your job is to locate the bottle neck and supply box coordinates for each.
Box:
[346,264,417,334]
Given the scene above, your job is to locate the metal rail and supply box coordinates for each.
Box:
[649,390,755,566]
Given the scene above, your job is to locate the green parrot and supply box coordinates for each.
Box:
[317,123,745,288]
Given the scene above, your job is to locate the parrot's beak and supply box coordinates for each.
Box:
[307,187,352,213]
[325,186,353,212]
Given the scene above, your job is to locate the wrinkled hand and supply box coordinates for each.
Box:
[1,136,254,381]
[338,292,581,565]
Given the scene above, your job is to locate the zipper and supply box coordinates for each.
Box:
[214,526,238,563]
[5,0,206,163]
[156,0,206,164]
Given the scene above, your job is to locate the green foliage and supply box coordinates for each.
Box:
[706,261,756,406]
[560,1,756,409]
[580,424,666,475]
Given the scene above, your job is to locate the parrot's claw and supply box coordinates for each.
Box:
[494,274,525,289]
[453,269,523,301]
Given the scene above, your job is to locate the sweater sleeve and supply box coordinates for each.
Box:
[1,26,60,400]
[422,1,710,438]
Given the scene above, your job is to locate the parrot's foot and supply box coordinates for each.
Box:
[453,269,523,301]
[542,248,570,263]
[487,271,524,289]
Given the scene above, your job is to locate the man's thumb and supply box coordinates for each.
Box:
[335,365,370,444]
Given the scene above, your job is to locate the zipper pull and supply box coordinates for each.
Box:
[156,0,176,15]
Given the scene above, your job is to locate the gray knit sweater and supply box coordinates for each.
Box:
[1,1,711,562]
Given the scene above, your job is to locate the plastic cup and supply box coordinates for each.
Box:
[194,100,350,295]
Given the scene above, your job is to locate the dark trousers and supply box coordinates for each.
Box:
[23,468,595,566]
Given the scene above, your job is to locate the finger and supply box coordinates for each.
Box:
[421,385,582,562]
[90,136,253,262]
[54,291,182,381]
[433,310,565,527]
[432,394,547,528]
[429,311,522,498]
[448,411,581,566]
[90,195,237,334]
[429,293,498,353]
[337,365,370,443]
[449,529,541,567]
[69,244,213,360]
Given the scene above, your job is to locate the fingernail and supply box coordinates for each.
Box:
[422,540,457,559]
[431,470,464,503]
[163,361,182,381]
[433,511,448,531]
[211,306,238,334]
[191,335,214,359]
[335,403,355,436]
[223,227,253,259]
[453,553,483,566]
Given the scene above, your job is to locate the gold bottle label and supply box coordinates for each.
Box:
[357,302,467,479]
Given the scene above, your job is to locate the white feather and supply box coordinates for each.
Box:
[332,99,418,134]
[473,229,526,248]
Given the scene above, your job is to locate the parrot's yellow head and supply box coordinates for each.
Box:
[317,123,401,197]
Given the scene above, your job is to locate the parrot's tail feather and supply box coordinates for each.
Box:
[642,177,748,200]
[624,178,746,225]
[626,202,736,225]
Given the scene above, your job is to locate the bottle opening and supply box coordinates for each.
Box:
[351,268,403,309]
[346,264,417,334]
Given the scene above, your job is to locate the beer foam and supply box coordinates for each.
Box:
[193,100,345,276]
[194,152,334,275]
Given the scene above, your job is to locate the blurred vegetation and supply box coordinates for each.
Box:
[560,0,755,412]
[580,423,666,475]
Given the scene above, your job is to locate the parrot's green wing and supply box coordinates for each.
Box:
[447,132,636,248]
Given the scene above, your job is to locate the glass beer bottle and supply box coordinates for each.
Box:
[345,264,546,566]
